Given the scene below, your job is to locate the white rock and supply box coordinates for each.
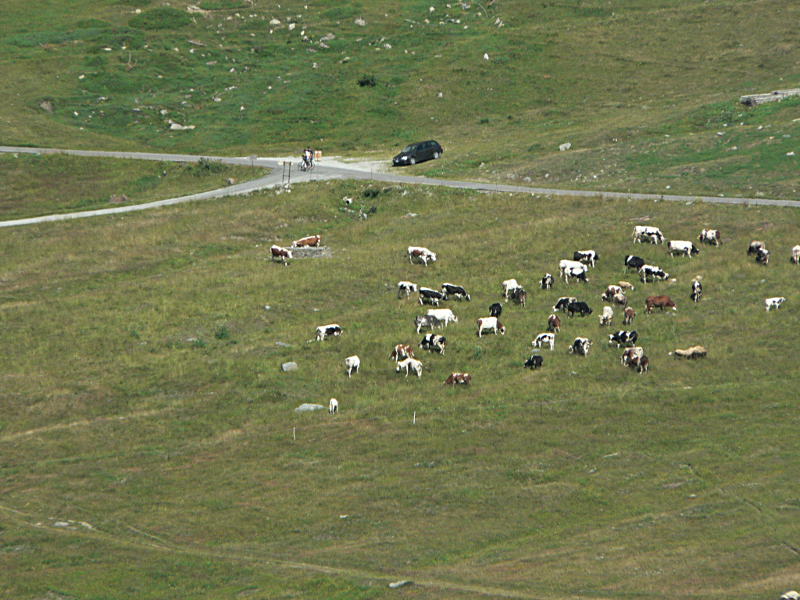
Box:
[559,142,572,151]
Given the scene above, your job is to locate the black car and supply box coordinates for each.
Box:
[392,140,443,166]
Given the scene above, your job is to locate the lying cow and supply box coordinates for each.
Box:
[270,244,292,265]
[418,287,446,306]
[391,344,415,362]
[426,308,457,326]
[442,282,471,301]
[623,306,636,325]
[540,273,554,290]
[547,313,561,332]
[765,296,786,311]
[645,295,677,312]
[477,316,506,337]
[397,280,418,298]
[407,246,437,266]
[618,280,635,290]
[315,324,342,341]
[292,234,321,248]
[668,240,700,258]
[344,355,360,377]
[669,345,707,359]
[415,314,444,333]
[553,296,578,312]
[573,249,599,267]
[532,332,555,350]
[608,330,638,348]
[396,357,423,377]
[444,372,471,385]
[633,225,665,244]
[569,337,592,356]
[624,255,645,271]
[524,354,544,369]
[698,229,721,246]
[639,264,670,283]
[599,306,613,326]
[419,333,447,354]
[489,302,503,317]
[612,292,627,306]
[567,300,592,317]
[621,346,644,366]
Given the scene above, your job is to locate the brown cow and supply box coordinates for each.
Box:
[628,354,649,374]
[292,234,321,248]
[623,306,636,325]
[547,314,561,333]
[444,372,471,385]
[645,295,676,313]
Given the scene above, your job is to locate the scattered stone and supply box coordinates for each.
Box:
[402,212,419,218]
[275,342,292,348]
[39,100,54,113]
[354,17,366,26]
[226,177,237,185]
[559,142,572,151]
[388,580,413,589]
[281,362,298,372]
[168,120,196,131]
[295,403,324,412]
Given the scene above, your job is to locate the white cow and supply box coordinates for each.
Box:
[532,332,555,350]
[426,308,457,326]
[397,280,418,298]
[407,246,437,266]
[396,357,423,377]
[633,225,665,244]
[765,297,786,311]
[502,278,520,299]
[600,306,614,326]
[344,355,360,377]
[329,398,339,414]
[476,316,506,337]
[667,240,699,257]
[792,245,800,264]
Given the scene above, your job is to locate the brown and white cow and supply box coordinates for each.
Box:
[547,314,561,333]
[407,246,437,266]
[621,346,644,366]
[628,354,649,374]
[698,229,721,246]
[444,372,471,385]
[270,244,292,265]
[623,306,636,325]
[645,295,677,313]
[669,345,707,359]
[477,316,506,337]
[390,344,415,362]
[292,234,321,248]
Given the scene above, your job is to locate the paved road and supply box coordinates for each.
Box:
[1,145,797,228]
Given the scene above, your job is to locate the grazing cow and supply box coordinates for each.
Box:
[792,245,800,264]
[418,287,446,306]
[639,264,669,283]
[489,302,503,317]
[698,229,721,246]
[553,296,578,312]
[315,324,342,341]
[415,314,443,333]
[756,247,770,265]
[618,280,635,290]
[612,292,627,306]
[396,357,423,377]
[623,306,636,325]
[608,330,638,348]
[524,354,544,369]
[532,332,555,350]
[270,244,292,265]
[668,240,700,258]
[329,398,338,414]
[621,346,644,366]
[419,333,447,354]
[602,285,623,302]
[632,225,665,244]
[670,345,707,359]
[645,295,677,312]
[547,313,561,333]
[567,300,593,317]
[690,279,703,303]
[397,280,419,298]
[444,372,471,385]
[477,316,506,337]
[600,306,613,326]
[747,240,765,255]
[559,259,589,283]
[628,354,649,374]
[780,592,800,600]
[765,296,786,311]
[569,337,592,356]
[502,279,520,299]
[540,273,554,290]
[426,308,457,326]
[442,283,471,301]
[344,355,360,377]
[573,250,599,267]
[291,234,321,248]
[509,286,528,307]
[390,344,415,362]
[624,255,646,271]
[407,246,437,266]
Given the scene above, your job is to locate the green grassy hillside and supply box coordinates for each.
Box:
[1,179,798,599]
[1,0,799,197]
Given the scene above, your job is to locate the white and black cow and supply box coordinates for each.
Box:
[569,337,592,356]
[690,279,703,303]
[756,247,770,265]
[747,240,766,256]
[502,278,521,299]
[540,273,554,290]
[668,240,700,258]
[419,333,447,354]
[566,300,593,317]
[418,287,446,306]
[524,354,544,369]
[407,246,437,266]
[415,314,443,333]
[573,250,599,267]
[608,330,638,347]
[698,229,721,246]
[765,296,786,311]
[624,255,646,271]
[532,332,556,350]
[559,259,589,283]
[633,225,665,244]
[315,324,342,341]
[441,283,471,301]
[508,286,528,307]
[477,316,506,337]
[489,302,503,317]
[553,296,578,312]
[639,264,669,283]
[397,280,418,298]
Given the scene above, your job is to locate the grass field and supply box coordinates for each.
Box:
[1,178,799,599]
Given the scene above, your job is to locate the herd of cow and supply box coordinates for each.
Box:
[285,225,794,396]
